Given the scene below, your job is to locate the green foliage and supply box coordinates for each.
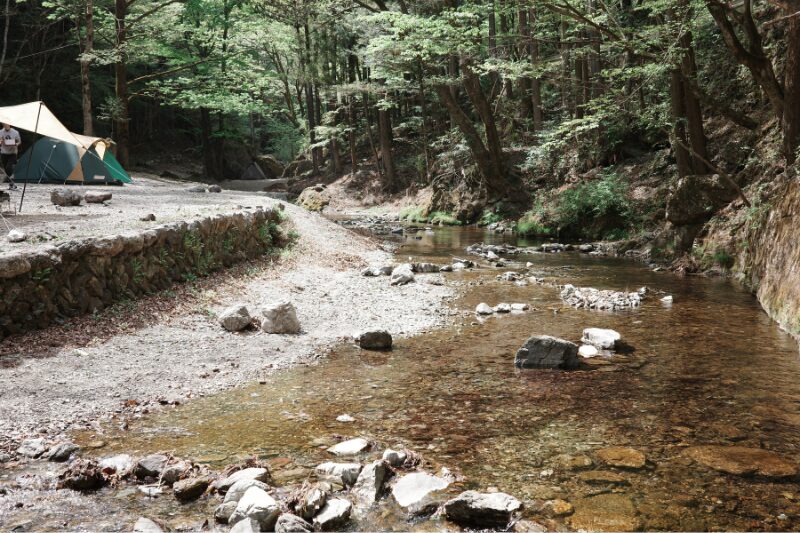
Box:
[713,249,735,269]
[554,172,632,238]
[429,211,461,225]
[31,268,52,284]
[399,205,427,223]
[516,218,553,237]
[131,258,145,284]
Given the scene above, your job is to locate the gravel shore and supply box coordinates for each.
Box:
[0,175,452,448]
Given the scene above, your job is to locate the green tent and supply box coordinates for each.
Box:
[14,137,131,185]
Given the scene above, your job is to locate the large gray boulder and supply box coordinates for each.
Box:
[443,490,522,528]
[261,302,301,334]
[51,188,82,206]
[515,335,579,369]
[219,304,253,332]
[228,486,280,530]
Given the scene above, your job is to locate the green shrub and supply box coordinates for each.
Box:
[713,249,734,269]
[553,172,632,238]
[429,211,461,225]
[399,205,426,222]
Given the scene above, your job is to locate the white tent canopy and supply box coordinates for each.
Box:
[0,101,103,152]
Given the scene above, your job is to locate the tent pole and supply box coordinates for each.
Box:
[18,101,43,213]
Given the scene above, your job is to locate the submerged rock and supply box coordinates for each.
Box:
[219,304,253,332]
[595,447,646,469]
[356,330,392,350]
[569,493,640,532]
[313,498,352,530]
[444,490,522,528]
[581,328,621,350]
[261,302,301,334]
[578,345,599,358]
[578,470,629,485]
[684,446,797,478]
[327,438,370,456]
[515,335,579,369]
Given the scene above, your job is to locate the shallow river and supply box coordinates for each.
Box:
[9,225,800,531]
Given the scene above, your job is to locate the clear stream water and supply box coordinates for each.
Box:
[5,225,800,531]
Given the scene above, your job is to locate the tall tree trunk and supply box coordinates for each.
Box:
[670,70,693,178]
[461,65,506,185]
[784,12,800,163]
[80,0,94,135]
[348,98,358,171]
[517,8,533,120]
[529,8,544,131]
[679,31,709,174]
[114,0,129,166]
[377,100,396,189]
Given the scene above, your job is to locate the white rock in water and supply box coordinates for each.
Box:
[99,454,135,476]
[494,303,512,313]
[7,229,26,243]
[315,462,362,486]
[228,486,280,530]
[661,295,673,303]
[336,414,355,423]
[133,517,164,533]
[443,490,522,528]
[313,498,352,530]
[260,301,301,334]
[382,449,407,467]
[213,467,271,492]
[328,437,369,456]
[391,472,450,508]
[476,303,494,315]
[351,460,391,506]
[511,303,530,311]
[487,251,499,260]
[578,344,599,358]
[224,479,270,504]
[581,328,621,350]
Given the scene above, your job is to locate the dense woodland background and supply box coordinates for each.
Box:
[1,0,799,246]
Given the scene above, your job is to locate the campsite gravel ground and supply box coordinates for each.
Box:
[0,174,453,448]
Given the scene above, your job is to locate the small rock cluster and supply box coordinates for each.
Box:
[361,260,475,286]
[515,328,625,368]
[50,188,113,206]
[560,284,646,311]
[475,302,530,315]
[218,302,301,334]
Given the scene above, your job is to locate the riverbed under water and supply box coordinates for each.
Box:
[6,225,800,531]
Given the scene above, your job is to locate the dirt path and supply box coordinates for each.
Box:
[0,176,452,449]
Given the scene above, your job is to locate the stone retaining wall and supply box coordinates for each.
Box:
[0,208,286,338]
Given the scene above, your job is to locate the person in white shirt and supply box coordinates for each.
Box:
[1,123,20,189]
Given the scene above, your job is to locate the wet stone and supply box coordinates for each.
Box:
[553,454,593,471]
[224,479,271,504]
[578,470,629,485]
[582,328,621,350]
[392,472,450,511]
[313,498,352,531]
[596,447,647,469]
[476,303,494,315]
[542,499,574,517]
[315,462,362,486]
[173,477,210,502]
[327,437,369,456]
[444,490,522,528]
[133,454,168,480]
[275,513,313,533]
[570,493,640,532]
[46,442,79,462]
[133,517,163,533]
[684,446,798,478]
[515,335,579,369]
